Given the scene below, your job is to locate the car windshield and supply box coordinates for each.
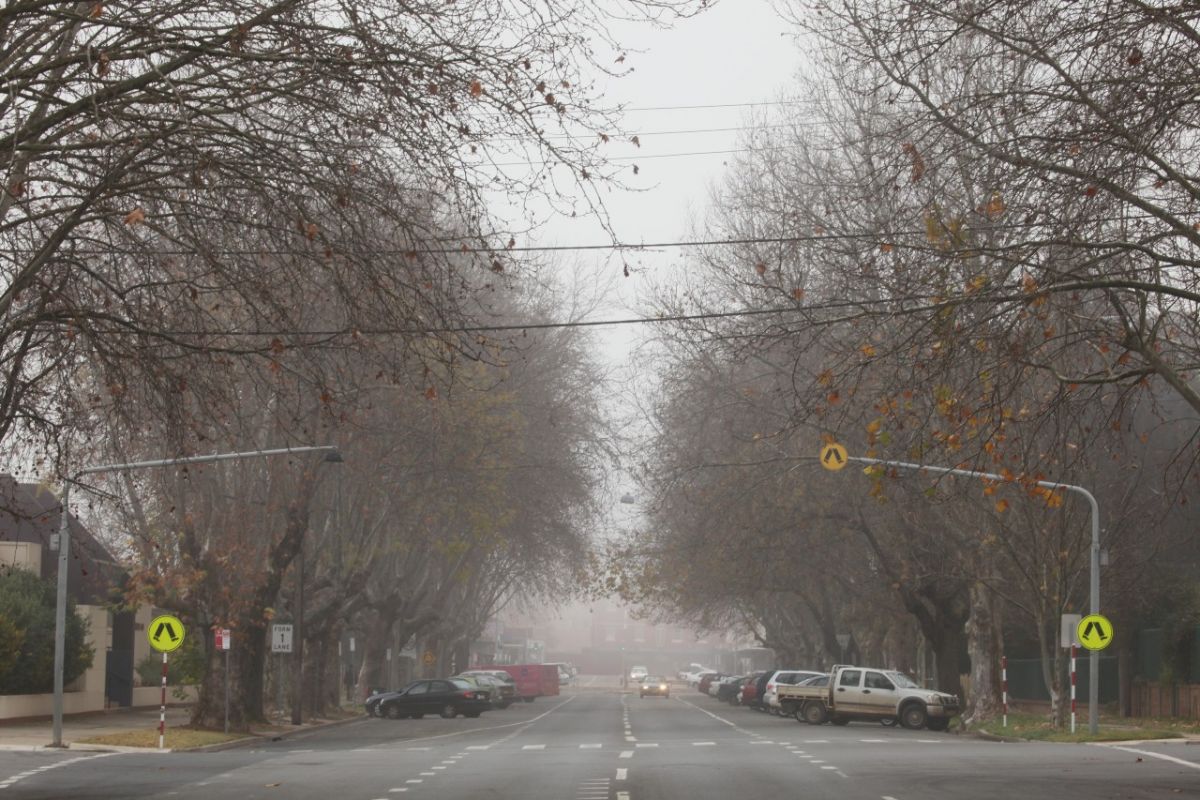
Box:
[644,676,665,683]
[886,671,920,689]
[449,678,473,690]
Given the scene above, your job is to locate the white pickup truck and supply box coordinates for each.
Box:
[777,665,959,731]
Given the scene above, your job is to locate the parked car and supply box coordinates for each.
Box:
[779,665,959,729]
[746,671,773,711]
[680,665,717,686]
[715,675,744,703]
[737,671,766,707]
[366,678,491,720]
[545,662,574,686]
[763,670,824,715]
[454,672,515,709]
[639,675,670,698]
[629,665,649,682]
[696,672,723,695]
[677,662,705,681]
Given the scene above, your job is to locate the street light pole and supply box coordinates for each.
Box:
[846,455,1101,735]
[50,445,342,748]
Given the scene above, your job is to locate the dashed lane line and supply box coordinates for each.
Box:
[620,751,634,758]
[616,768,628,780]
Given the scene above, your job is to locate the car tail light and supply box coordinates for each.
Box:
[767,683,775,691]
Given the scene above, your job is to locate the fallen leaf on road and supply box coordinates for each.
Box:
[265,783,281,788]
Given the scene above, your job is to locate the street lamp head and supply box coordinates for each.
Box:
[619,493,636,505]
[323,449,345,464]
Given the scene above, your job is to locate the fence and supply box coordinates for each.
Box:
[1004,655,1119,704]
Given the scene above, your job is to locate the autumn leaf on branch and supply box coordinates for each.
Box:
[902,142,925,182]
[123,207,146,225]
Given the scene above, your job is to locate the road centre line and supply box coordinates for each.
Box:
[620,750,634,758]
[616,768,628,780]
[1101,745,1200,771]
[635,743,658,747]
[388,790,408,794]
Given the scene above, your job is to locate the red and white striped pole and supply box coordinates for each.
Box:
[159,651,168,750]
[1001,656,1008,728]
[1070,644,1077,734]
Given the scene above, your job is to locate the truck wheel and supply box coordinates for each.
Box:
[801,702,828,725]
[925,717,950,732]
[900,702,928,730]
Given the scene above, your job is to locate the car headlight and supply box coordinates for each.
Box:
[660,684,667,690]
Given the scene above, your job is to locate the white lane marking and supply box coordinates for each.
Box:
[750,740,774,745]
[466,745,490,750]
[778,741,791,745]
[523,744,546,750]
[617,792,631,800]
[620,750,634,758]
[389,790,408,794]
[693,741,716,746]
[289,748,315,753]
[405,779,423,784]
[861,739,886,743]
[580,743,603,749]
[882,796,900,800]
[804,739,829,743]
[821,765,838,770]
[432,766,446,770]
[836,770,849,778]
[406,747,432,751]
[1102,745,1200,771]
[441,760,457,764]
[635,743,658,748]
[917,739,941,743]
[811,759,826,763]
[0,752,122,792]
[616,768,628,780]
[419,771,436,776]
[625,736,637,741]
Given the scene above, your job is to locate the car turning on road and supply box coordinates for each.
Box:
[366,678,492,720]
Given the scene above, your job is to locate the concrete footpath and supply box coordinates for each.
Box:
[0,705,364,752]
[0,706,194,751]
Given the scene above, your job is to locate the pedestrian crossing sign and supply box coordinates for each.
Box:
[148,614,186,653]
[1076,614,1113,652]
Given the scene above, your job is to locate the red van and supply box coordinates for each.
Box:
[480,664,560,703]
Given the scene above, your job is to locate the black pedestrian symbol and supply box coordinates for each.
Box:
[154,621,179,643]
[1082,621,1106,642]
[823,449,844,466]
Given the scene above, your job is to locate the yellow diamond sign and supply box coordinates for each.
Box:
[1076,614,1113,652]
[147,614,186,653]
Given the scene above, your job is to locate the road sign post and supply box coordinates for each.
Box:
[215,628,231,734]
[147,614,185,750]
[817,443,1103,734]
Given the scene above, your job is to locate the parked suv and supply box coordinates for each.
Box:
[763,670,824,715]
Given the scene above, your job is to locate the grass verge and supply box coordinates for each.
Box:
[976,711,1190,743]
[77,727,251,749]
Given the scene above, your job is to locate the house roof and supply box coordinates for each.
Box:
[0,475,122,605]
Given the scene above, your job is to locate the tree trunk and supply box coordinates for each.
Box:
[963,581,1003,726]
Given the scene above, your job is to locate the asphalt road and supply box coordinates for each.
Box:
[1,688,1197,799]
